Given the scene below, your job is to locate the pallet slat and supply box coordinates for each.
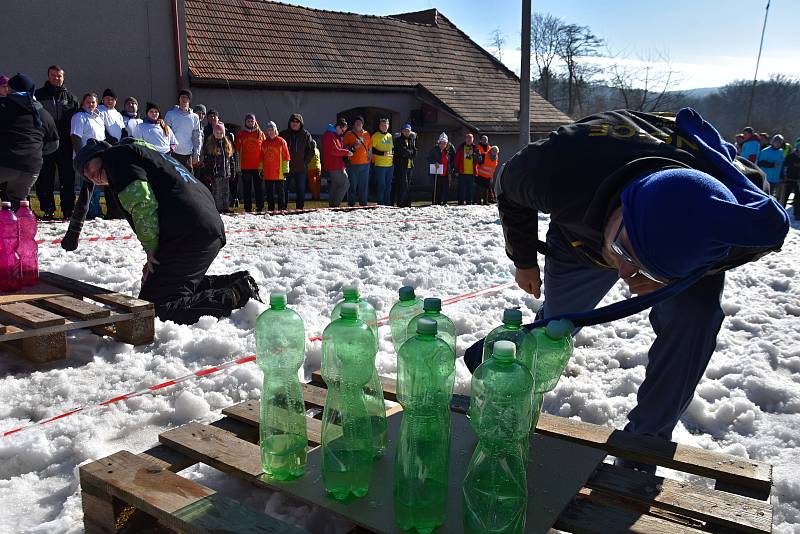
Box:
[0,301,66,327]
[40,295,111,320]
[223,399,324,445]
[80,451,306,533]
[587,463,772,533]
[0,283,71,305]
[39,272,153,312]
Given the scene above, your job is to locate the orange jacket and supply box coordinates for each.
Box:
[261,136,290,180]
[236,129,266,170]
[476,150,499,179]
[342,129,372,165]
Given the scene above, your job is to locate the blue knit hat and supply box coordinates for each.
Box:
[621,108,790,280]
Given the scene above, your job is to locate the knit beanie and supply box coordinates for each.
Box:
[335,117,348,128]
[438,132,448,143]
[178,89,192,101]
[193,104,207,114]
[0,75,9,87]
[124,96,138,107]
[245,113,256,121]
[213,122,226,135]
[621,108,790,280]
[145,101,159,114]
[402,123,412,131]
[265,121,277,131]
[102,88,116,99]
[8,73,35,93]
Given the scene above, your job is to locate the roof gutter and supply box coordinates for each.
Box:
[189,78,418,94]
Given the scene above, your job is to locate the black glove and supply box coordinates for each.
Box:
[61,181,94,251]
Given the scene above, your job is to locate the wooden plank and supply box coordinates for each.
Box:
[40,295,111,320]
[312,370,772,499]
[536,414,772,499]
[0,309,148,343]
[0,302,66,327]
[222,399,323,445]
[587,463,772,534]
[80,450,306,533]
[556,493,707,534]
[39,272,153,312]
[0,283,71,305]
[159,413,606,534]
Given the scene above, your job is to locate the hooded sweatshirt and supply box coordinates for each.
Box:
[164,106,201,157]
[0,93,59,172]
[322,124,349,172]
[279,113,315,172]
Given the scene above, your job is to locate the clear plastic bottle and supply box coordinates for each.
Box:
[321,303,377,500]
[0,202,21,292]
[393,318,455,533]
[389,285,424,354]
[481,308,536,373]
[406,298,456,355]
[331,284,387,458]
[463,341,533,534]
[255,292,308,480]
[16,201,39,286]
[530,319,574,430]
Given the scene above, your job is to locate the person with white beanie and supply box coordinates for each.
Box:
[427,132,455,205]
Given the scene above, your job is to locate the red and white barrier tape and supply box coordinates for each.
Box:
[35,217,436,246]
[2,280,516,438]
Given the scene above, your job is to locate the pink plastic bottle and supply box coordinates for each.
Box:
[16,200,39,286]
[0,201,22,292]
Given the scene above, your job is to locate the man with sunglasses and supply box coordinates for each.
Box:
[487,109,789,462]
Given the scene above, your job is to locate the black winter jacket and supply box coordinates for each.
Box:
[34,82,79,141]
[498,109,771,273]
[280,114,315,173]
[427,143,456,178]
[0,93,59,172]
[393,132,417,171]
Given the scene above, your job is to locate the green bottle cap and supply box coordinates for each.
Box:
[269,292,287,308]
[416,317,438,335]
[342,285,359,300]
[423,297,441,312]
[545,318,574,340]
[398,286,416,301]
[503,308,522,325]
[340,302,359,319]
[492,340,516,360]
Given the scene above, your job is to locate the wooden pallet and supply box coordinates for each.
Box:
[80,373,773,534]
[0,272,154,363]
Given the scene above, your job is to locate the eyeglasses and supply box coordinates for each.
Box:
[290,119,300,123]
[610,221,670,284]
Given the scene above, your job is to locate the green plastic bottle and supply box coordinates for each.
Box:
[393,318,455,533]
[463,341,533,534]
[406,298,456,355]
[255,292,308,480]
[331,284,388,458]
[481,309,537,373]
[389,286,424,354]
[531,319,574,431]
[321,303,376,500]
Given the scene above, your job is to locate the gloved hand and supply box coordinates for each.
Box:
[141,250,160,284]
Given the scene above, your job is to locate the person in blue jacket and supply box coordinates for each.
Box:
[757,134,785,196]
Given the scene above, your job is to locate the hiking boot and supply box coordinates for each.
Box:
[231,275,263,306]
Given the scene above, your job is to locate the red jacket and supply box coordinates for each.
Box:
[322,130,349,171]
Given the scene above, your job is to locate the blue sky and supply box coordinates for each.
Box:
[281,0,797,90]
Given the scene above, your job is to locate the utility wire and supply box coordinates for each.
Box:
[745,0,771,126]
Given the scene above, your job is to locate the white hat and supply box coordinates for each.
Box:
[437,132,448,143]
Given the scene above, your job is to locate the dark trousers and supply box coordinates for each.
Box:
[393,166,412,207]
[241,170,264,212]
[285,170,308,209]
[474,177,490,205]
[432,173,449,205]
[229,173,240,206]
[457,174,475,205]
[138,238,240,325]
[37,147,76,217]
[172,153,194,175]
[265,180,286,211]
[465,231,726,441]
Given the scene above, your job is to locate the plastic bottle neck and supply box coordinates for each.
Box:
[503,321,522,330]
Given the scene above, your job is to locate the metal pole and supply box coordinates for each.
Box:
[519,0,532,149]
[746,0,771,126]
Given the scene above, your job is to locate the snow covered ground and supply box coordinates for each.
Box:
[0,205,799,533]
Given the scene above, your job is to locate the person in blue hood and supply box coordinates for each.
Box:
[467,108,789,469]
[0,73,59,208]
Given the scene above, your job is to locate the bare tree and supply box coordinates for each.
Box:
[488,27,507,63]
[531,13,562,101]
[607,48,684,112]
[556,24,603,116]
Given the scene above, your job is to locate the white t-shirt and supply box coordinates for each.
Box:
[126,118,143,139]
[98,105,127,141]
[70,110,106,154]
[136,121,178,154]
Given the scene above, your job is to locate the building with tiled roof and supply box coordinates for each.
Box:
[4,0,572,193]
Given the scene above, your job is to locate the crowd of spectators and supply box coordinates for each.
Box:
[735,126,800,215]
[1,65,504,220]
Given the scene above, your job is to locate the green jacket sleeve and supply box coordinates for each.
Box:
[117,180,160,253]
